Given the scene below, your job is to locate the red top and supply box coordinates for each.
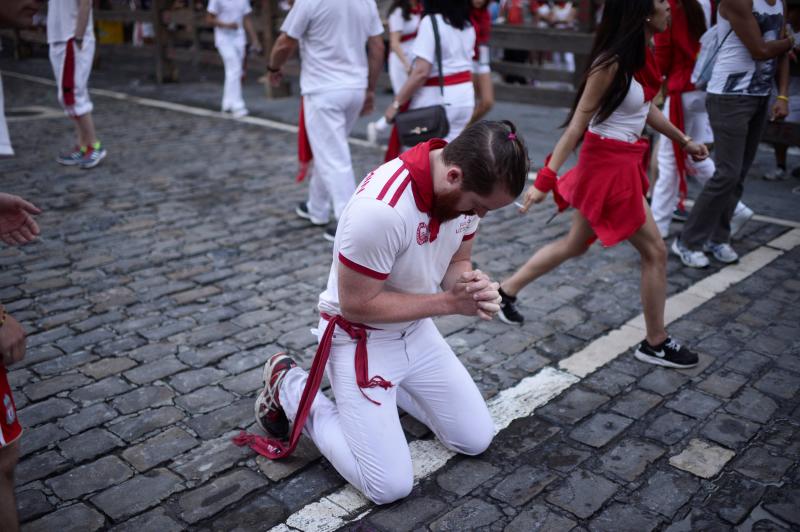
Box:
[471,6,491,46]
[505,0,524,25]
[654,0,705,94]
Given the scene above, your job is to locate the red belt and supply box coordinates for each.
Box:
[400,32,417,42]
[423,70,472,86]
[233,313,392,460]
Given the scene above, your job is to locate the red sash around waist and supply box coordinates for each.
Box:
[400,32,417,42]
[423,70,472,87]
[232,313,393,459]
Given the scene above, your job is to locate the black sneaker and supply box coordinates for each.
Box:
[254,353,297,439]
[634,337,698,369]
[672,207,689,222]
[497,288,524,325]
[295,202,327,226]
[323,222,336,243]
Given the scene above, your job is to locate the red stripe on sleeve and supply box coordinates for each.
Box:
[462,231,477,241]
[339,253,390,280]
[376,165,407,201]
[388,176,411,207]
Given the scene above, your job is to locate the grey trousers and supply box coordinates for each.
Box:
[681,93,769,249]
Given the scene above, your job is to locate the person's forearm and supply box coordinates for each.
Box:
[341,290,455,324]
[75,0,91,39]
[389,35,410,67]
[244,17,259,45]
[393,68,427,106]
[440,258,473,292]
[547,125,584,172]
[647,104,688,144]
[366,38,385,92]
[777,53,790,96]
[269,34,296,70]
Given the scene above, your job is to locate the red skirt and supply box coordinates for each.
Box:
[556,131,650,247]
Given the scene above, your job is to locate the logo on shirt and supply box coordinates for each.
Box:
[4,394,15,425]
[416,222,430,245]
[456,218,473,234]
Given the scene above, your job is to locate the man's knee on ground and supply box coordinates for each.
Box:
[363,472,413,505]
[446,418,494,457]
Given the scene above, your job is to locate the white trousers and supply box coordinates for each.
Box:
[216,38,246,113]
[48,39,95,117]
[280,317,494,505]
[652,91,716,236]
[304,89,364,222]
[388,52,410,95]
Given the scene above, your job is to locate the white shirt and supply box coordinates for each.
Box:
[0,74,13,157]
[207,0,252,47]
[281,0,384,95]
[47,0,95,44]
[388,7,421,60]
[319,158,479,331]
[708,0,783,96]
[410,14,476,109]
[588,77,650,143]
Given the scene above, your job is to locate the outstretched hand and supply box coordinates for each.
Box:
[0,193,41,246]
[519,184,548,213]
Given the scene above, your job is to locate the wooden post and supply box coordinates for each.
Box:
[152,0,177,83]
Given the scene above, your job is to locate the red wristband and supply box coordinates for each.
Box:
[534,165,558,193]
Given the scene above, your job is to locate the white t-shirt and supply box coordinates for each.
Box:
[410,14,476,109]
[47,0,95,44]
[207,0,252,47]
[319,157,480,331]
[281,0,384,95]
[0,74,13,157]
[588,77,650,143]
[388,7,421,59]
[707,0,784,96]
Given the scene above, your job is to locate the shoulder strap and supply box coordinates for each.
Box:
[429,14,445,96]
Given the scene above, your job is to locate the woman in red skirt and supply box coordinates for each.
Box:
[498,0,709,369]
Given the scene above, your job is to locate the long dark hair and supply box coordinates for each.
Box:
[388,0,416,21]
[683,0,707,42]
[424,0,471,30]
[563,0,654,126]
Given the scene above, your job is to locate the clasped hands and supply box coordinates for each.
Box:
[450,269,502,321]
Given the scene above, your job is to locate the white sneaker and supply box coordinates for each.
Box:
[671,238,710,268]
[366,121,379,145]
[764,167,787,181]
[232,108,249,118]
[703,241,739,263]
[730,203,754,239]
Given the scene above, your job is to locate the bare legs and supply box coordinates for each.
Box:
[0,441,20,532]
[74,113,97,147]
[469,73,495,126]
[500,198,668,345]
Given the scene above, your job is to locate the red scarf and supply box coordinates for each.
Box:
[399,138,448,243]
[62,38,77,112]
[633,46,662,103]
[470,7,491,46]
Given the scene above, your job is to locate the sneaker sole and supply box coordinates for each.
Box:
[634,349,698,369]
[253,387,270,434]
[56,158,82,166]
[497,309,523,326]
[79,150,107,169]
[670,240,709,269]
[295,206,327,226]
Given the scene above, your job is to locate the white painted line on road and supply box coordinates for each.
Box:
[270,367,578,532]
[0,70,379,150]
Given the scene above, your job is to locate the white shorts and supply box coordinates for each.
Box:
[49,39,95,117]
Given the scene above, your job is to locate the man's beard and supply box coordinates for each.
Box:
[432,188,471,221]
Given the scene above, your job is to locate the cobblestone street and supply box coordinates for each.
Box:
[1,69,799,531]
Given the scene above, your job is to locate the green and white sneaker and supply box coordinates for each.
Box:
[57,146,85,166]
[79,142,107,169]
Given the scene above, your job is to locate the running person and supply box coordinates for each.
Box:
[367,0,423,144]
[651,0,753,244]
[48,0,106,169]
[469,0,495,124]
[237,121,529,504]
[206,0,261,117]
[497,0,708,369]
[267,0,385,242]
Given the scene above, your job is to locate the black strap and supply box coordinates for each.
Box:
[430,14,445,96]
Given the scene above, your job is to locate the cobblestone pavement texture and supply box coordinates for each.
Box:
[1,67,799,532]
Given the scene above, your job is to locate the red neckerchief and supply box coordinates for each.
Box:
[410,3,423,15]
[399,138,448,242]
[634,46,662,103]
[470,7,491,45]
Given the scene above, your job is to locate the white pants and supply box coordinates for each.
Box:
[48,39,95,117]
[280,317,494,505]
[652,91,716,236]
[304,89,364,222]
[216,38,247,113]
